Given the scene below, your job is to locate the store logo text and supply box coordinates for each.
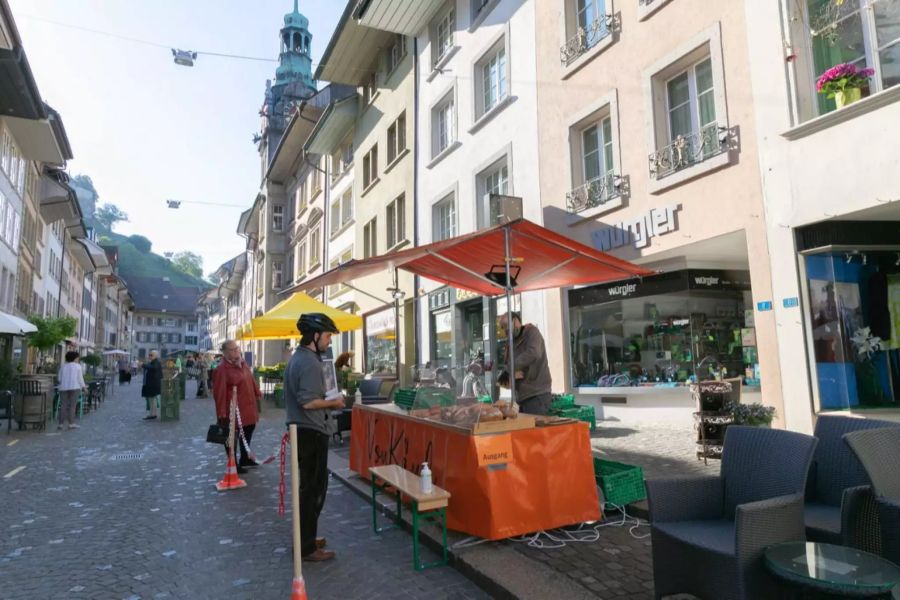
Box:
[592,204,680,251]
[607,283,638,297]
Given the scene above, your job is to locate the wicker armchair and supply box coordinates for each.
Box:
[805,416,899,551]
[844,427,900,565]
[647,426,817,600]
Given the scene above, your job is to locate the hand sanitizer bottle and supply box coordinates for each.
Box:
[354,388,362,407]
[420,462,433,494]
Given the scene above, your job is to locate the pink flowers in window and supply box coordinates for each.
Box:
[816,62,874,97]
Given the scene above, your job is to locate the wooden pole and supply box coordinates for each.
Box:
[289,423,303,580]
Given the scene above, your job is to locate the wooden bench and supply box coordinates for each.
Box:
[369,464,451,571]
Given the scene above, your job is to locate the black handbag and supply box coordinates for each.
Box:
[206,423,228,445]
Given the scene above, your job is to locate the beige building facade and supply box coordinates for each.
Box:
[534,0,779,426]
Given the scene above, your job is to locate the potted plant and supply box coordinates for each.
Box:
[816,63,874,109]
[725,401,776,427]
[851,327,885,405]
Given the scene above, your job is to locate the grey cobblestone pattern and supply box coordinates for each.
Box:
[0,379,488,600]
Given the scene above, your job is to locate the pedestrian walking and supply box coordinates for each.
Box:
[212,340,261,473]
[117,357,130,385]
[130,358,138,377]
[142,351,163,420]
[57,351,86,430]
[285,313,344,562]
[195,354,209,398]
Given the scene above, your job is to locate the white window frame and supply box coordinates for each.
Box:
[565,91,625,221]
[431,2,458,71]
[309,226,321,270]
[474,146,513,230]
[386,34,407,77]
[363,217,377,259]
[363,70,379,105]
[560,0,616,78]
[272,260,283,290]
[386,194,406,250]
[637,0,675,21]
[428,84,460,167]
[386,112,407,167]
[432,192,457,242]
[362,145,379,191]
[297,239,308,278]
[328,247,354,297]
[471,31,512,131]
[470,0,501,32]
[642,23,729,194]
[272,205,284,232]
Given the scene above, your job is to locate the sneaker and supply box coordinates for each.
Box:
[143,415,157,420]
[68,424,80,429]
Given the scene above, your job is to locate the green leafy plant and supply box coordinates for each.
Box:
[725,401,776,427]
[0,359,17,391]
[80,353,102,368]
[26,315,77,353]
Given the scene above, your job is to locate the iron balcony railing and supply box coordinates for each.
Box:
[560,16,615,66]
[566,172,626,215]
[648,123,731,180]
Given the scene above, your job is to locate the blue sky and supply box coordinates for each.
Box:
[9,0,343,277]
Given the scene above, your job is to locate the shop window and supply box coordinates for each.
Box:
[432,309,453,368]
[803,250,900,410]
[568,270,758,388]
[365,305,397,376]
[792,0,899,121]
[433,194,456,242]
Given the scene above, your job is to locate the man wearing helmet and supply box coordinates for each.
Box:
[284,312,344,562]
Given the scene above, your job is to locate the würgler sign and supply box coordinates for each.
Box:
[591,204,680,251]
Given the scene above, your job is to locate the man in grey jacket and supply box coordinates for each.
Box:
[285,313,344,562]
[497,312,552,415]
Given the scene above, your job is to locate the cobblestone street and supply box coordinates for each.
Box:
[0,379,488,600]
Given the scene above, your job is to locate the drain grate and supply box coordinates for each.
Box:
[110,452,144,461]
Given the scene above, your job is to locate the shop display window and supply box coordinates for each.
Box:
[364,305,397,376]
[804,251,900,410]
[568,270,759,388]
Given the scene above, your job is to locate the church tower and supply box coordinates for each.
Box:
[258,1,317,166]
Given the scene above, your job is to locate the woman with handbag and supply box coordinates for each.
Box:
[141,351,163,420]
[212,340,261,473]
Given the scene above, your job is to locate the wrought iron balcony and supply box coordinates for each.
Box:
[648,123,731,180]
[566,173,626,215]
[560,16,615,66]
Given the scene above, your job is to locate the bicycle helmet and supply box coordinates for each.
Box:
[296,313,340,336]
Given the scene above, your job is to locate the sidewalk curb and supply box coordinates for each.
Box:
[328,448,598,600]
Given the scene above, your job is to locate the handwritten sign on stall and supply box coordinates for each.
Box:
[474,434,514,467]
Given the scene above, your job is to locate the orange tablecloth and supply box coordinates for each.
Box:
[349,404,601,540]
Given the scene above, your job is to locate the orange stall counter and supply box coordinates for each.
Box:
[349,403,601,541]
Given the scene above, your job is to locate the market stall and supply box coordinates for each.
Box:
[286,217,653,539]
[237,292,362,341]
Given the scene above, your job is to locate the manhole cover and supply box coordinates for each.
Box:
[111,453,144,461]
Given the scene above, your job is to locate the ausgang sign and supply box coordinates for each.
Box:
[591,204,680,251]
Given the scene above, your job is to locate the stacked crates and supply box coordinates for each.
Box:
[549,394,596,431]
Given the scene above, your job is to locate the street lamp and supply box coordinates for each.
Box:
[166,199,245,209]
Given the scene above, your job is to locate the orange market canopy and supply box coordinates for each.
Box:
[282,219,654,297]
[238,292,363,341]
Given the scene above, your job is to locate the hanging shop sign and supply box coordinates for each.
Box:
[591,204,680,251]
[455,288,480,303]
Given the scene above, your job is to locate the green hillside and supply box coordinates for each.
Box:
[97,230,208,288]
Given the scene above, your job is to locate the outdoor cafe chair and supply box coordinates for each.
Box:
[647,426,817,600]
[16,379,49,431]
[844,427,900,566]
[805,415,899,552]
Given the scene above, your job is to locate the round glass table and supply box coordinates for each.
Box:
[765,542,900,598]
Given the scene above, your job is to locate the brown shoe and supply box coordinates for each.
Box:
[316,537,326,549]
[302,549,335,562]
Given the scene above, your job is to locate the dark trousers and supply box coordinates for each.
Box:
[297,429,330,556]
[518,392,551,415]
[223,423,255,465]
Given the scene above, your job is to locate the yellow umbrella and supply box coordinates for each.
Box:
[238,293,362,341]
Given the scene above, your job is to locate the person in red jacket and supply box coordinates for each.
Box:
[213,340,262,473]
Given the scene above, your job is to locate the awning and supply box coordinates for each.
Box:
[76,238,112,275]
[315,1,395,84]
[0,311,37,335]
[238,292,363,341]
[354,0,447,35]
[283,219,654,297]
[304,95,358,155]
[4,115,67,164]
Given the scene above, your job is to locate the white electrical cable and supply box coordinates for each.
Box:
[508,503,649,550]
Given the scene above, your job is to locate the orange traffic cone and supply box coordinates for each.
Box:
[215,452,247,491]
[290,576,308,600]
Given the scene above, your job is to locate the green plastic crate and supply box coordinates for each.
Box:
[394,388,417,410]
[550,404,596,431]
[551,393,576,410]
[593,458,646,507]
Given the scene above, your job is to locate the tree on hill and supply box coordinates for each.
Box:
[171,251,203,279]
[128,234,152,253]
[95,203,129,232]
